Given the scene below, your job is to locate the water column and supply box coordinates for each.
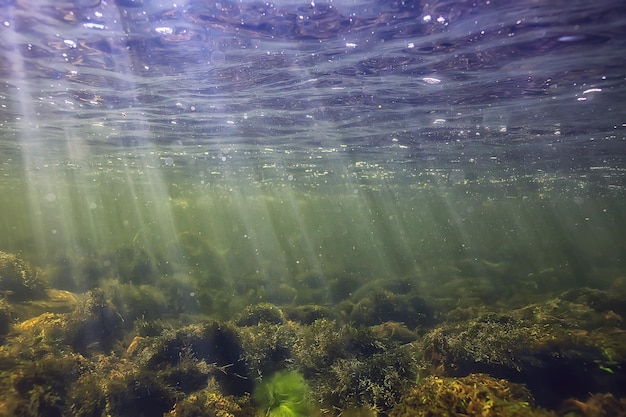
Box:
[0,0,183,279]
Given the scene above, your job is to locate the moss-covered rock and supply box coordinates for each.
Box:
[292,319,418,412]
[349,289,436,329]
[111,245,169,285]
[105,369,176,417]
[69,289,125,354]
[235,303,286,327]
[389,374,556,417]
[167,378,255,417]
[421,290,626,408]
[45,255,105,292]
[0,298,15,337]
[238,321,300,377]
[0,251,47,301]
[1,353,88,417]
[102,279,169,323]
[284,304,334,325]
[320,348,416,412]
[136,321,253,396]
[560,393,626,416]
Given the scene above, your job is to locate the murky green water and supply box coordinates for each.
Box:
[2,141,624,312]
[1,0,626,415]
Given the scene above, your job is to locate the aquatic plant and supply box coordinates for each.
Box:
[389,374,555,417]
[254,371,312,417]
[238,320,300,376]
[2,353,87,417]
[166,377,255,417]
[560,393,626,416]
[349,288,436,329]
[0,251,47,301]
[236,303,286,327]
[0,298,14,336]
[290,319,418,412]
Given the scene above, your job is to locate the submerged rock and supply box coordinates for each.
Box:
[421,290,626,409]
[389,374,556,417]
[349,289,436,329]
[0,251,47,301]
[235,302,286,326]
[136,321,253,396]
[0,298,14,336]
[69,289,124,354]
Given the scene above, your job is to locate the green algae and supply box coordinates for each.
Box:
[253,371,312,417]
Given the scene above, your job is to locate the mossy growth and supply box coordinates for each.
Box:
[560,393,626,416]
[421,295,626,408]
[173,231,226,277]
[68,288,125,354]
[167,377,255,417]
[237,321,300,377]
[284,304,334,325]
[105,369,176,417]
[45,255,105,292]
[348,289,436,329]
[137,321,253,396]
[321,347,417,412]
[110,245,169,285]
[254,371,313,417]
[0,251,47,301]
[1,353,87,417]
[235,303,286,327]
[0,297,15,336]
[389,374,556,417]
[101,278,169,323]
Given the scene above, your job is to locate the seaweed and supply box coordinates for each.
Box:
[3,353,86,417]
[254,371,313,417]
[235,303,286,327]
[389,374,556,417]
[0,251,47,301]
[105,369,176,417]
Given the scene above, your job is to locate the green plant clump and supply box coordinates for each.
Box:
[254,371,312,417]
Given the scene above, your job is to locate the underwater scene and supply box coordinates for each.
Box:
[1,0,626,416]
